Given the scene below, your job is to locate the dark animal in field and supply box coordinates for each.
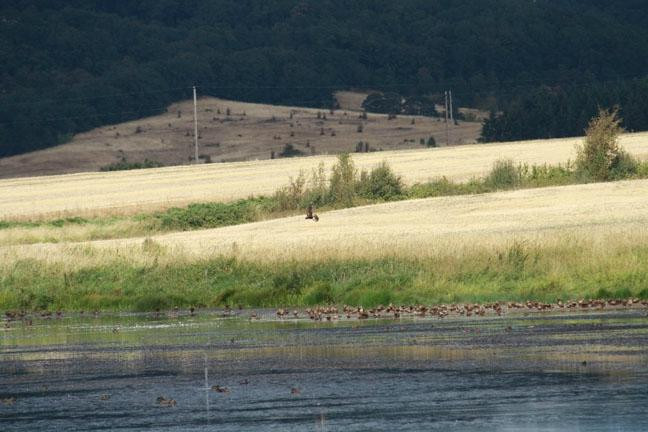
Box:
[305,204,319,222]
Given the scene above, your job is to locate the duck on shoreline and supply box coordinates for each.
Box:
[270,297,648,322]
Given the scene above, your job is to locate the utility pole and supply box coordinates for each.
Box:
[193,85,199,164]
[449,90,454,145]
[449,90,454,124]
[444,90,449,146]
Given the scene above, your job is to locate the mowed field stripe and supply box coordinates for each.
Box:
[2,132,648,220]
[6,178,648,264]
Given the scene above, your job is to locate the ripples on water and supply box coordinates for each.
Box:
[1,310,648,431]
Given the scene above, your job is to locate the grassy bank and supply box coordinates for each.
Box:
[3,240,648,312]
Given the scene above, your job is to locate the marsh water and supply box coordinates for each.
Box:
[2,309,648,431]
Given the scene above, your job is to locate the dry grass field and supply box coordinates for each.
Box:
[5,178,648,268]
[2,132,648,220]
[0,96,482,179]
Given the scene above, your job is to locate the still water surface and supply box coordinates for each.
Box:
[2,310,648,431]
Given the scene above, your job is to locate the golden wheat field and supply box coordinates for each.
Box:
[2,132,648,220]
[4,178,648,268]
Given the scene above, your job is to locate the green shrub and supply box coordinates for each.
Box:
[100,157,164,171]
[358,162,404,200]
[609,150,639,179]
[328,153,357,207]
[576,108,624,181]
[525,163,575,187]
[485,159,522,189]
[302,163,328,207]
[273,171,307,211]
[278,143,304,158]
[153,199,266,230]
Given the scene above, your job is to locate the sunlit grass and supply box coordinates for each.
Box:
[2,234,648,312]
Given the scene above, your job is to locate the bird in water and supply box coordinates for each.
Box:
[211,385,229,393]
[156,396,177,406]
[0,396,16,405]
[305,204,319,222]
[291,387,301,395]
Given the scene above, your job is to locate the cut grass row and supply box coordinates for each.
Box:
[3,239,648,312]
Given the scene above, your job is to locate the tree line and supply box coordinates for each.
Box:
[480,77,648,142]
[2,0,648,157]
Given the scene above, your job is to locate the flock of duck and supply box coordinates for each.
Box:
[275,298,648,321]
[2,298,648,329]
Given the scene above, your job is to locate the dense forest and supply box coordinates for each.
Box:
[2,0,648,157]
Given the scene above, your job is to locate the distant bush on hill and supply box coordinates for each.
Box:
[362,92,439,117]
[100,158,164,171]
[278,144,304,158]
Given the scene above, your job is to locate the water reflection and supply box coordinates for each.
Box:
[1,310,648,431]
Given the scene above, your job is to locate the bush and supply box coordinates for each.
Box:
[485,159,522,189]
[576,108,625,181]
[609,150,639,180]
[328,153,357,207]
[525,163,575,187]
[358,162,404,200]
[273,154,404,211]
[273,171,307,211]
[302,163,328,207]
[100,157,164,171]
[278,143,304,158]
[153,199,266,230]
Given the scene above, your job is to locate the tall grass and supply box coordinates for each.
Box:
[2,240,648,311]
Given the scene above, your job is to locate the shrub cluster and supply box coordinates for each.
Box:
[100,158,164,171]
[576,108,639,181]
[273,154,405,211]
[150,198,272,231]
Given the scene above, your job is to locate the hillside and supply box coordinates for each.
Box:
[2,132,648,220]
[0,97,481,179]
[3,1,648,157]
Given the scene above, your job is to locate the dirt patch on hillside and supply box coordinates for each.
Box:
[0,97,482,179]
